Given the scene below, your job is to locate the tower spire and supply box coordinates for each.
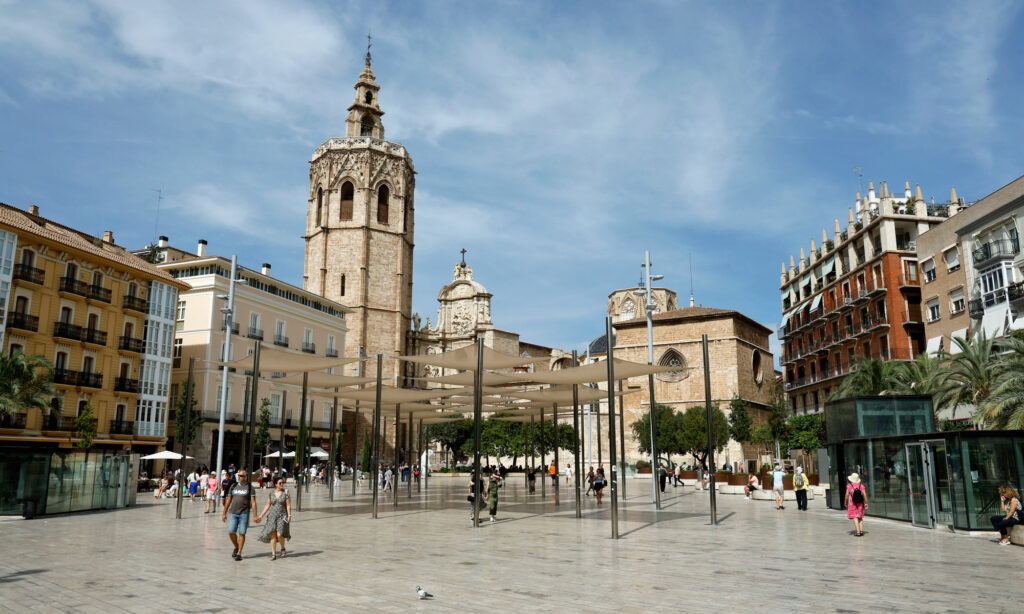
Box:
[365,32,372,68]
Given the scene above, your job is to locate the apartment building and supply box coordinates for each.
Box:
[143,238,352,468]
[0,203,187,452]
[778,181,962,413]
[916,191,970,355]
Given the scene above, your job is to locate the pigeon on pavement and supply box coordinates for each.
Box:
[417,586,433,600]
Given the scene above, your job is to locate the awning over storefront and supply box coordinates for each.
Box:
[980,305,1009,340]
[925,337,943,356]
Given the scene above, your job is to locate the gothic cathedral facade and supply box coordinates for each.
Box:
[303,57,415,382]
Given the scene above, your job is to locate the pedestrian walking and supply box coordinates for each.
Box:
[585,466,595,496]
[674,464,682,487]
[659,465,668,493]
[593,466,606,504]
[384,466,394,492]
[257,477,292,560]
[487,472,503,522]
[793,466,809,511]
[187,470,199,501]
[549,462,557,486]
[205,470,219,513]
[846,472,868,537]
[772,464,787,510]
[565,463,572,485]
[221,470,260,561]
[527,466,537,494]
[219,470,233,508]
[991,485,1023,546]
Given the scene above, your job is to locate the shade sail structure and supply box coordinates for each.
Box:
[421,415,471,424]
[504,385,630,404]
[330,386,460,403]
[343,401,440,412]
[490,415,537,423]
[221,346,360,373]
[268,373,378,388]
[399,345,537,371]
[510,358,678,385]
[265,450,295,458]
[140,450,192,460]
[414,371,526,386]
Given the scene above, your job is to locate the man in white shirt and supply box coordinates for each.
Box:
[564,463,573,485]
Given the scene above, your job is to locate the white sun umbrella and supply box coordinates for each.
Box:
[309,447,330,459]
[140,450,193,460]
[265,450,295,458]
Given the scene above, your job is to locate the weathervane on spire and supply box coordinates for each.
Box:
[365,32,372,67]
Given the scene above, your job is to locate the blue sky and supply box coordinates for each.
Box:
[2,1,1023,361]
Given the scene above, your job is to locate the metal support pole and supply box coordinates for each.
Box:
[353,345,363,496]
[703,334,717,525]
[572,349,581,518]
[393,403,400,508]
[296,372,307,512]
[596,400,602,467]
[407,411,413,498]
[618,379,627,499]
[278,390,285,473]
[471,337,484,527]
[530,415,535,493]
[239,376,250,470]
[303,392,311,495]
[644,250,661,509]
[540,408,546,498]
[215,255,238,485]
[247,342,261,471]
[372,355,383,518]
[329,392,338,502]
[417,418,423,493]
[553,403,559,507]
[604,317,619,539]
[176,357,195,520]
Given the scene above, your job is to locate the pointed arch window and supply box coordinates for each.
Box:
[361,115,374,137]
[315,187,324,226]
[656,349,687,382]
[364,91,373,104]
[340,182,354,221]
[377,185,390,225]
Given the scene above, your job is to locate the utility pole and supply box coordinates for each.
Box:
[639,250,663,509]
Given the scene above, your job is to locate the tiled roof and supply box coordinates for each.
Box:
[0,203,183,286]
[588,334,613,354]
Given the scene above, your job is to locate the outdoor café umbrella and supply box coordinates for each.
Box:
[140,450,193,460]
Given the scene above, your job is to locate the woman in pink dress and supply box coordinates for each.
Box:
[846,472,868,537]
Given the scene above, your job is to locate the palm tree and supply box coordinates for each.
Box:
[942,332,1000,426]
[977,334,1024,429]
[890,352,956,415]
[829,357,901,399]
[0,350,56,423]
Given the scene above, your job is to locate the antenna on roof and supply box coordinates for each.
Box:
[151,188,162,244]
[854,166,863,196]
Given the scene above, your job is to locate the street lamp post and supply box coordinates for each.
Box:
[639,250,663,509]
[215,256,245,482]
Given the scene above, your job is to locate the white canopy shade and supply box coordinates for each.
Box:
[399,344,538,371]
[264,450,294,458]
[268,372,377,387]
[140,450,193,460]
[309,447,330,459]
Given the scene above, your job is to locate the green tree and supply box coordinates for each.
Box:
[630,404,679,460]
[728,397,752,445]
[750,424,773,459]
[830,357,902,399]
[254,399,272,459]
[425,417,473,466]
[0,350,55,420]
[677,405,729,472]
[480,418,526,465]
[784,414,824,456]
[944,332,1001,426]
[360,426,372,471]
[975,334,1024,428]
[173,377,203,453]
[73,402,97,451]
[334,420,346,467]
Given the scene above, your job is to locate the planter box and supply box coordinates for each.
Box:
[680,470,699,480]
[637,467,652,474]
[713,472,731,483]
[783,476,794,490]
[808,474,820,486]
[727,474,749,486]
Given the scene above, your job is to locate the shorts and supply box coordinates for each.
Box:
[748,486,758,492]
[773,485,784,495]
[228,512,250,535]
[206,490,216,500]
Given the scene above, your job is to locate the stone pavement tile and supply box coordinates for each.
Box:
[0,478,1018,613]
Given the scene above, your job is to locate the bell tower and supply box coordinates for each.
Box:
[303,49,415,382]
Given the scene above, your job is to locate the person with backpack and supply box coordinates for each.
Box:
[793,466,809,511]
[846,472,868,537]
[991,485,1023,546]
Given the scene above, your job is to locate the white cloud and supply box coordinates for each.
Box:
[165,183,304,247]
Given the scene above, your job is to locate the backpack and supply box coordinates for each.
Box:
[851,485,864,505]
[794,474,805,488]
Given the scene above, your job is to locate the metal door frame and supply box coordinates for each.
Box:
[905,442,937,528]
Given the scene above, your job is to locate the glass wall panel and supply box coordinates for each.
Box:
[961,438,1017,529]
[895,398,934,435]
[869,439,909,521]
[844,441,872,510]
[859,399,896,438]
[68,453,96,512]
[948,436,969,529]
[0,451,50,515]
[46,454,74,515]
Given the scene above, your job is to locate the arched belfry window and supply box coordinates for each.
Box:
[657,349,687,382]
[377,185,390,225]
[361,115,374,137]
[364,91,373,104]
[315,187,324,226]
[340,182,354,220]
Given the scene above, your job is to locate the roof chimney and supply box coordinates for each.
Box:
[28,205,39,216]
[102,230,114,244]
[197,239,207,257]
[261,263,272,276]
[158,235,168,248]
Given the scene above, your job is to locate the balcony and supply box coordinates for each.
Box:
[969,298,984,318]
[87,284,111,303]
[114,377,139,393]
[901,308,923,326]
[53,368,78,385]
[119,336,145,353]
[326,348,339,358]
[12,263,44,285]
[78,372,103,388]
[1009,282,1024,307]
[41,414,76,431]
[838,297,855,312]
[302,342,316,354]
[6,312,39,332]
[108,420,135,435]
[973,238,1019,267]
[273,334,289,347]
[247,327,264,341]
[81,328,108,346]
[222,322,240,335]
[59,276,90,297]
[0,412,27,429]
[122,295,149,313]
[53,321,84,341]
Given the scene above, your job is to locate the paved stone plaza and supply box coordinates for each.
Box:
[0,476,1017,613]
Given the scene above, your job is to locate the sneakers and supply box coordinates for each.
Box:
[745,496,750,500]
[233,553,242,561]
[231,549,238,558]
[490,517,496,523]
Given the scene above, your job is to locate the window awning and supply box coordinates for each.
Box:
[810,293,822,312]
[980,305,1010,340]
[949,328,968,354]
[822,257,835,275]
[1012,315,1024,331]
[925,336,943,356]
[780,311,793,326]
